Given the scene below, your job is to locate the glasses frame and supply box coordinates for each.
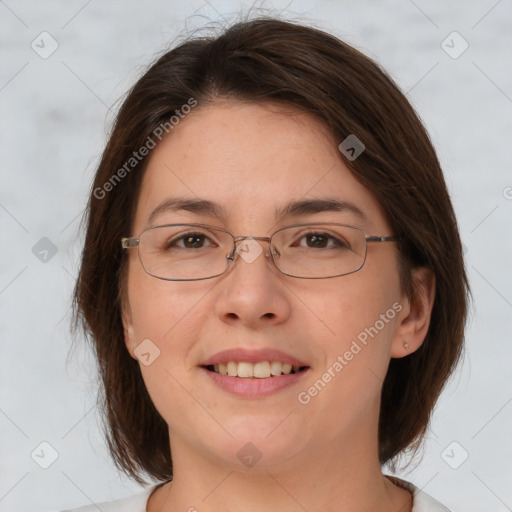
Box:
[121,222,401,281]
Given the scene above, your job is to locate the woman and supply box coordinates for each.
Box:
[68,16,469,512]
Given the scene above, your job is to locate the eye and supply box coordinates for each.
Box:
[167,232,217,250]
[295,231,349,249]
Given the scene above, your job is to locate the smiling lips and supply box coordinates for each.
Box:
[208,360,305,378]
[200,348,310,381]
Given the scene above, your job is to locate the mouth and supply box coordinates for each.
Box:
[199,348,311,397]
[202,361,310,378]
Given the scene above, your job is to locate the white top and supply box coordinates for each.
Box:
[60,475,452,511]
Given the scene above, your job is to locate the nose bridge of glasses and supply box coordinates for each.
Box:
[228,235,276,262]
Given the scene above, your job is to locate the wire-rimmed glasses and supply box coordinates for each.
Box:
[121,222,401,280]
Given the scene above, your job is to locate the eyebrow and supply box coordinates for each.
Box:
[275,198,369,224]
[148,198,226,225]
[147,197,369,226]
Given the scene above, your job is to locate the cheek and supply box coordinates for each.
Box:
[125,270,208,429]
[127,262,207,342]
[305,263,402,390]
[125,267,216,401]
[298,279,401,428]
[309,268,400,341]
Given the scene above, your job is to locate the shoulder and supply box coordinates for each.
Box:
[385,475,452,512]
[58,484,159,512]
[60,477,451,512]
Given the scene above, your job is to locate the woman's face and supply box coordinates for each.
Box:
[122,101,414,471]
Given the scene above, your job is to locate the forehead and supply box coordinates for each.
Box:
[134,101,390,234]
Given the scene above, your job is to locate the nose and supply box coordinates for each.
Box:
[213,237,292,329]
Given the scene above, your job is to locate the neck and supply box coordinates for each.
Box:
[148,414,412,512]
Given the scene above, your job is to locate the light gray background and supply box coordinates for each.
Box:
[1,1,511,511]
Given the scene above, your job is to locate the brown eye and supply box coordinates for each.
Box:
[182,234,206,248]
[305,233,329,248]
[166,232,215,250]
[295,232,348,249]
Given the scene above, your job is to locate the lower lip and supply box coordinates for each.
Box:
[200,367,310,398]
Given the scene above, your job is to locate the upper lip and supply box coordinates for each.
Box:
[200,348,309,367]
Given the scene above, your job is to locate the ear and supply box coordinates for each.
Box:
[391,267,436,358]
[121,298,138,360]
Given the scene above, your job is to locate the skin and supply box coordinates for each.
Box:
[122,100,435,512]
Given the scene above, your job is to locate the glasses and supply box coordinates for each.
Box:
[121,223,400,281]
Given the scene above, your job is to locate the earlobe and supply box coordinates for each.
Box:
[121,302,138,360]
[391,267,436,358]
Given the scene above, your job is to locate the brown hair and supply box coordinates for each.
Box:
[73,17,470,484]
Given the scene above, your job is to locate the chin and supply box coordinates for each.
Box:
[202,424,306,472]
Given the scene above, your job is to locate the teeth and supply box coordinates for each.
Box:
[211,361,302,378]
[237,362,254,378]
[227,361,237,377]
[254,361,270,378]
[270,361,282,376]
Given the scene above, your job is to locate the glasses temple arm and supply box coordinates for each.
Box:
[121,237,140,249]
[366,236,401,243]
